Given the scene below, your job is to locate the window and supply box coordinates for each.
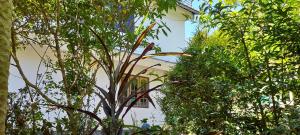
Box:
[121,76,149,108]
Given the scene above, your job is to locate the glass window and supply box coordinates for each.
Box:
[121,76,149,108]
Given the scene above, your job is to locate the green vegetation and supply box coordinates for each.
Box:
[162,0,300,134]
[3,0,300,134]
[7,0,178,134]
[162,32,239,134]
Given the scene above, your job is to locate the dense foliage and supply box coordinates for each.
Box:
[162,32,241,134]
[8,0,178,134]
[162,0,300,134]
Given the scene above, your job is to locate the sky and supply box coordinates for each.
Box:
[185,0,201,40]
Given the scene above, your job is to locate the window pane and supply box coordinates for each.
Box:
[140,79,148,92]
[131,79,138,95]
[123,76,150,108]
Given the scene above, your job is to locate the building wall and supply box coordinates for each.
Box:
[8,6,190,127]
[156,6,190,53]
[8,44,173,126]
[136,6,192,62]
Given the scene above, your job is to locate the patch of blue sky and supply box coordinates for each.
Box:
[185,0,240,39]
[185,0,201,40]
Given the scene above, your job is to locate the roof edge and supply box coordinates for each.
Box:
[177,3,199,14]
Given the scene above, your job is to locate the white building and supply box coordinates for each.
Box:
[8,0,197,127]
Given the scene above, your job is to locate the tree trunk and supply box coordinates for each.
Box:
[102,119,122,135]
[67,111,80,135]
[0,0,13,134]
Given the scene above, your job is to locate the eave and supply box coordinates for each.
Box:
[177,3,199,15]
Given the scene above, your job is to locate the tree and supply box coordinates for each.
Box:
[161,31,242,134]
[199,0,300,133]
[0,0,13,134]
[10,0,182,134]
[162,0,300,134]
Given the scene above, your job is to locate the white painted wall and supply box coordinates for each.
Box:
[8,46,173,126]
[135,6,192,62]
[153,6,192,62]
[8,6,191,127]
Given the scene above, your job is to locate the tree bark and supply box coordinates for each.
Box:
[67,111,80,135]
[0,0,13,134]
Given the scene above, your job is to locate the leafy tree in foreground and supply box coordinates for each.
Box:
[162,0,300,134]
[199,0,300,133]
[0,0,13,134]
[9,0,184,134]
[161,31,242,134]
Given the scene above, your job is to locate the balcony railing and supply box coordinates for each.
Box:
[178,0,193,7]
